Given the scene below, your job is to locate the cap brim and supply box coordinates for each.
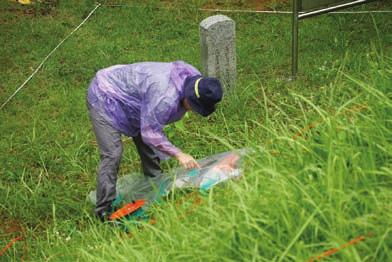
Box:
[188,97,215,117]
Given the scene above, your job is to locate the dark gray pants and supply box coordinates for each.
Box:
[88,104,162,215]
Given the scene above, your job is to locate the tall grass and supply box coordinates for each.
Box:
[7,51,389,262]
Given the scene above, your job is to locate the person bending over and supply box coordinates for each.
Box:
[86,61,223,221]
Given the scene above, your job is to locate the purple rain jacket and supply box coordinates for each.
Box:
[87,61,201,159]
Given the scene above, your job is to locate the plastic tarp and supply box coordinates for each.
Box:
[88,150,246,206]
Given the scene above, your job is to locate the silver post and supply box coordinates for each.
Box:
[292,0,300,80]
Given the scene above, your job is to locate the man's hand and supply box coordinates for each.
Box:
[175,151,200,169]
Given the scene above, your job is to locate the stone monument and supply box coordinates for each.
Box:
[200,15,236,90]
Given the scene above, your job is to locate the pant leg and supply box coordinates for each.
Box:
[133,134,162,178]
[88,104,123,215]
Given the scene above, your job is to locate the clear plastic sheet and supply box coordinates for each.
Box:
[88,173,172,206]
[172,150,244,191]
[88,150,246,206]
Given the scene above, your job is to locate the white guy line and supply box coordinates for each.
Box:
[0,3,101,110]
[200,8,392,14]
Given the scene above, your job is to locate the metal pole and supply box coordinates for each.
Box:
[299,0,374,19]
[292,0,299,79]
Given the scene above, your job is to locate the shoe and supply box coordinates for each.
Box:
[96,195,123,222]
[96,207,114,223]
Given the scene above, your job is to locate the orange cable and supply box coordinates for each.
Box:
[0,236,23,257]
[308,235,368,262]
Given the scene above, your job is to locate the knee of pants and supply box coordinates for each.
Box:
[100,145,123,164]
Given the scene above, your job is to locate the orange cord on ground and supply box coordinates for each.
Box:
[308,234,369,261]
[174,191,204,220]
[0,236,23,257]
[0,218,28,260]
[292,120,322,141]
[292,103,368,141]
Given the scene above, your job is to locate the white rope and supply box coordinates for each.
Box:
[100,3,392,14]
[200,8,392,14]
[327,10,392,13]
[0,3,101,110]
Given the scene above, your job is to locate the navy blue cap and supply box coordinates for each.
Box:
[184,75,223,117]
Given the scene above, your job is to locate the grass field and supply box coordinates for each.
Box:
[1,0,391,261]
